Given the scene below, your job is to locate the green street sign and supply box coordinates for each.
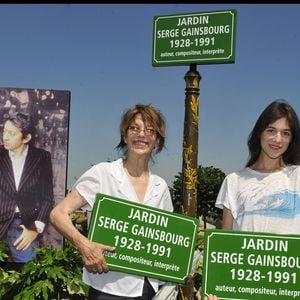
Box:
[88,193,199,283]
[152,9,237,66]
[202,229,300,299]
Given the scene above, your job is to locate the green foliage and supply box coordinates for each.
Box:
[0,240,8,262]
[70,211,88,237]
[0,241,15,297]
[194,255,203,292]
[0,210,89,299]
[171,165,225,223]
[0,268,21,299]
[0,244,88,300]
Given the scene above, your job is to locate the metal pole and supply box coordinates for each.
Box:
[182,63,201,217]
[178,63,201,300]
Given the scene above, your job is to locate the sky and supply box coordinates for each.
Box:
[0,3,299,189]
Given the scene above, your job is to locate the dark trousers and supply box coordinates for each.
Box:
[88,277,156,300]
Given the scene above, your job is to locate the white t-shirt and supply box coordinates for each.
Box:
[74,158,174,297]
[215,165,300,234]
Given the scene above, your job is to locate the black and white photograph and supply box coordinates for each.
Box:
[0,87,70,264]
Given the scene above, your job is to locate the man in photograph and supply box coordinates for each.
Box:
[0,112,54,263]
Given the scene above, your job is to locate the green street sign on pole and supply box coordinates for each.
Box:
[88,193,199,283]
[152,9,237,66]
[202,229,300,299]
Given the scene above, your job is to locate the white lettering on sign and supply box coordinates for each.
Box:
[247,254,300,268]
[177,15,209,26]
[210,251,244,265]
[241,238,288,252]
[128,208,169,228]
[131,224,190,247]
[98,216,129,233]
[157,29,179,38]
[181,25,230,37]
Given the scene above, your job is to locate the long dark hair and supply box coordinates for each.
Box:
[246,100,300,167]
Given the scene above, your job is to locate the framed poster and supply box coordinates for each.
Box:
[0,87,70,264]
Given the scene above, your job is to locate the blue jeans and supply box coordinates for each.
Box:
[6,217,40,262]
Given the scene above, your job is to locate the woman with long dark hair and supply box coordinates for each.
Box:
[216,100,300,232]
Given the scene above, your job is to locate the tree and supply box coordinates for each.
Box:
[170,165,225,228]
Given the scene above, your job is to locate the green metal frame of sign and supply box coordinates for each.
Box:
[202,229,300,299]
[152,9,237,66]
[88,193,199,283]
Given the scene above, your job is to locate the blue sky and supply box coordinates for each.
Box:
[0,3,299,189]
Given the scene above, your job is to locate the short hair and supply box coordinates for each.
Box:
[246,100,300,166]
[116,104,166,155]
[4,112,35,138]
